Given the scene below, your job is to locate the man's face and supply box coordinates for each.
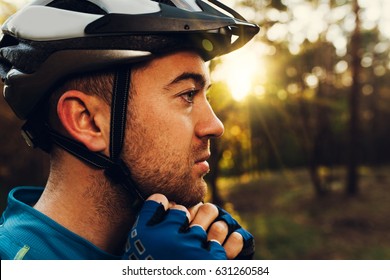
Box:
[122,51,224,207]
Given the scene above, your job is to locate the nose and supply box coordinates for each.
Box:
[195,101,224,139]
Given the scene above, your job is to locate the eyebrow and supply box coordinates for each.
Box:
[164,72,209,90]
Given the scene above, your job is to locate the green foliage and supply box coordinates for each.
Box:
[221,167,390,259]
[247,214,323,260]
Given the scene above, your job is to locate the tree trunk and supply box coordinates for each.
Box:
[346,0,361,196]
[208,138,224,206]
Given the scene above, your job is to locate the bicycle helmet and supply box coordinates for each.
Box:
[0,0,260,211]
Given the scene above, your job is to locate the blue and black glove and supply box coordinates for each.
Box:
[214,206,255,260]
[122,200,227,260]
[122,200,255,260]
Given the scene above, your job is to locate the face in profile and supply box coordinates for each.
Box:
[123,51,224,208]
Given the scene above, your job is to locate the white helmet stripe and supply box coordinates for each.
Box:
[87,0,160,14]
[3,0,162,41]
[29,0,161,14]
[170,0,202,11]
[4,6,101,41]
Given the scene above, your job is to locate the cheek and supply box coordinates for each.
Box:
[124,105,195,178]
[147,120,193,160]
[139,102,195,149]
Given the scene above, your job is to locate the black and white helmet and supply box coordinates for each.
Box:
[0,0,259,211]
[1,0,259,119]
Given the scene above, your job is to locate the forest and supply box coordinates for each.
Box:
[0,0,389,259]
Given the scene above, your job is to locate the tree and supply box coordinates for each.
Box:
[346,0,361,196]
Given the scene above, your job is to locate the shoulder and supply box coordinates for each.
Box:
[0,186,121,260]
[0,186,44,259]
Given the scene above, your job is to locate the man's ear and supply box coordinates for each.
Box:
[57,90,110,153]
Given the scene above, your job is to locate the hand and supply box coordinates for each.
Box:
[213,206,255,259]
[122,194,227,260]
[187,202,254,259]
[122,194,255,260]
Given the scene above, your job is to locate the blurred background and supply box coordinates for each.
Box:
[1,0,389,259]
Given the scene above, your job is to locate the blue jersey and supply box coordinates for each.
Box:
[0,187,121,260]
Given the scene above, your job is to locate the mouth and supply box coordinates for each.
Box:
[195,153,211,164]
[194,153,211,174]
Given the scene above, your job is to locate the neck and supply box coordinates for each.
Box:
[34,157,136,255]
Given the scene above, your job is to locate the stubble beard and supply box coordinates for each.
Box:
[122,120,208,208]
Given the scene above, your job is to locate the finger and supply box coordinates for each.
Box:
[190,203,218,231]
[234,228,255,260]
[146,193,169,210]
[215,207,240,234]
[139,194,169,226]
[169,204,191,221]
[207,220,229,245]
[188,202,203,223]
[223,231,244,260]
[206,240,227,260]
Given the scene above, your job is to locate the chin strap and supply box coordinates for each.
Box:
[21,66,145,212]
[105,66,145,211]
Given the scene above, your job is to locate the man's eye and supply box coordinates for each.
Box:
[181,90,197,103]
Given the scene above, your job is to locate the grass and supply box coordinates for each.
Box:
[217,166,390,260]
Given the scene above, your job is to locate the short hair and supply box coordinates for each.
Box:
[48,59,150,117]
[50,71,114,111]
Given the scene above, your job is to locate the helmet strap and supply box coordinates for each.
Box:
[105,66,145,210]
[109,67,131,160]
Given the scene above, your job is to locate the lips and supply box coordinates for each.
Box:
[195,153,211,164]
[194,153,211,174]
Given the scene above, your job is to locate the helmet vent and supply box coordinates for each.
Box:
[152,0,176,7]
[152,0,202,11]
[47,0,107,15]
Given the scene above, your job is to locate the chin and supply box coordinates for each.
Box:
[172,182,207,208]
[186,181,208,207]
[136,174,208,208]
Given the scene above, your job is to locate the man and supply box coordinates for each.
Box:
[0,0,259,260]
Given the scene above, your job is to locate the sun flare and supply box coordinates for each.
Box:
[212,43,264,102]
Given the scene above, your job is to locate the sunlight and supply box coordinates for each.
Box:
[223,50,257,101]
[2,0,29,7]
[212,42,265,102]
